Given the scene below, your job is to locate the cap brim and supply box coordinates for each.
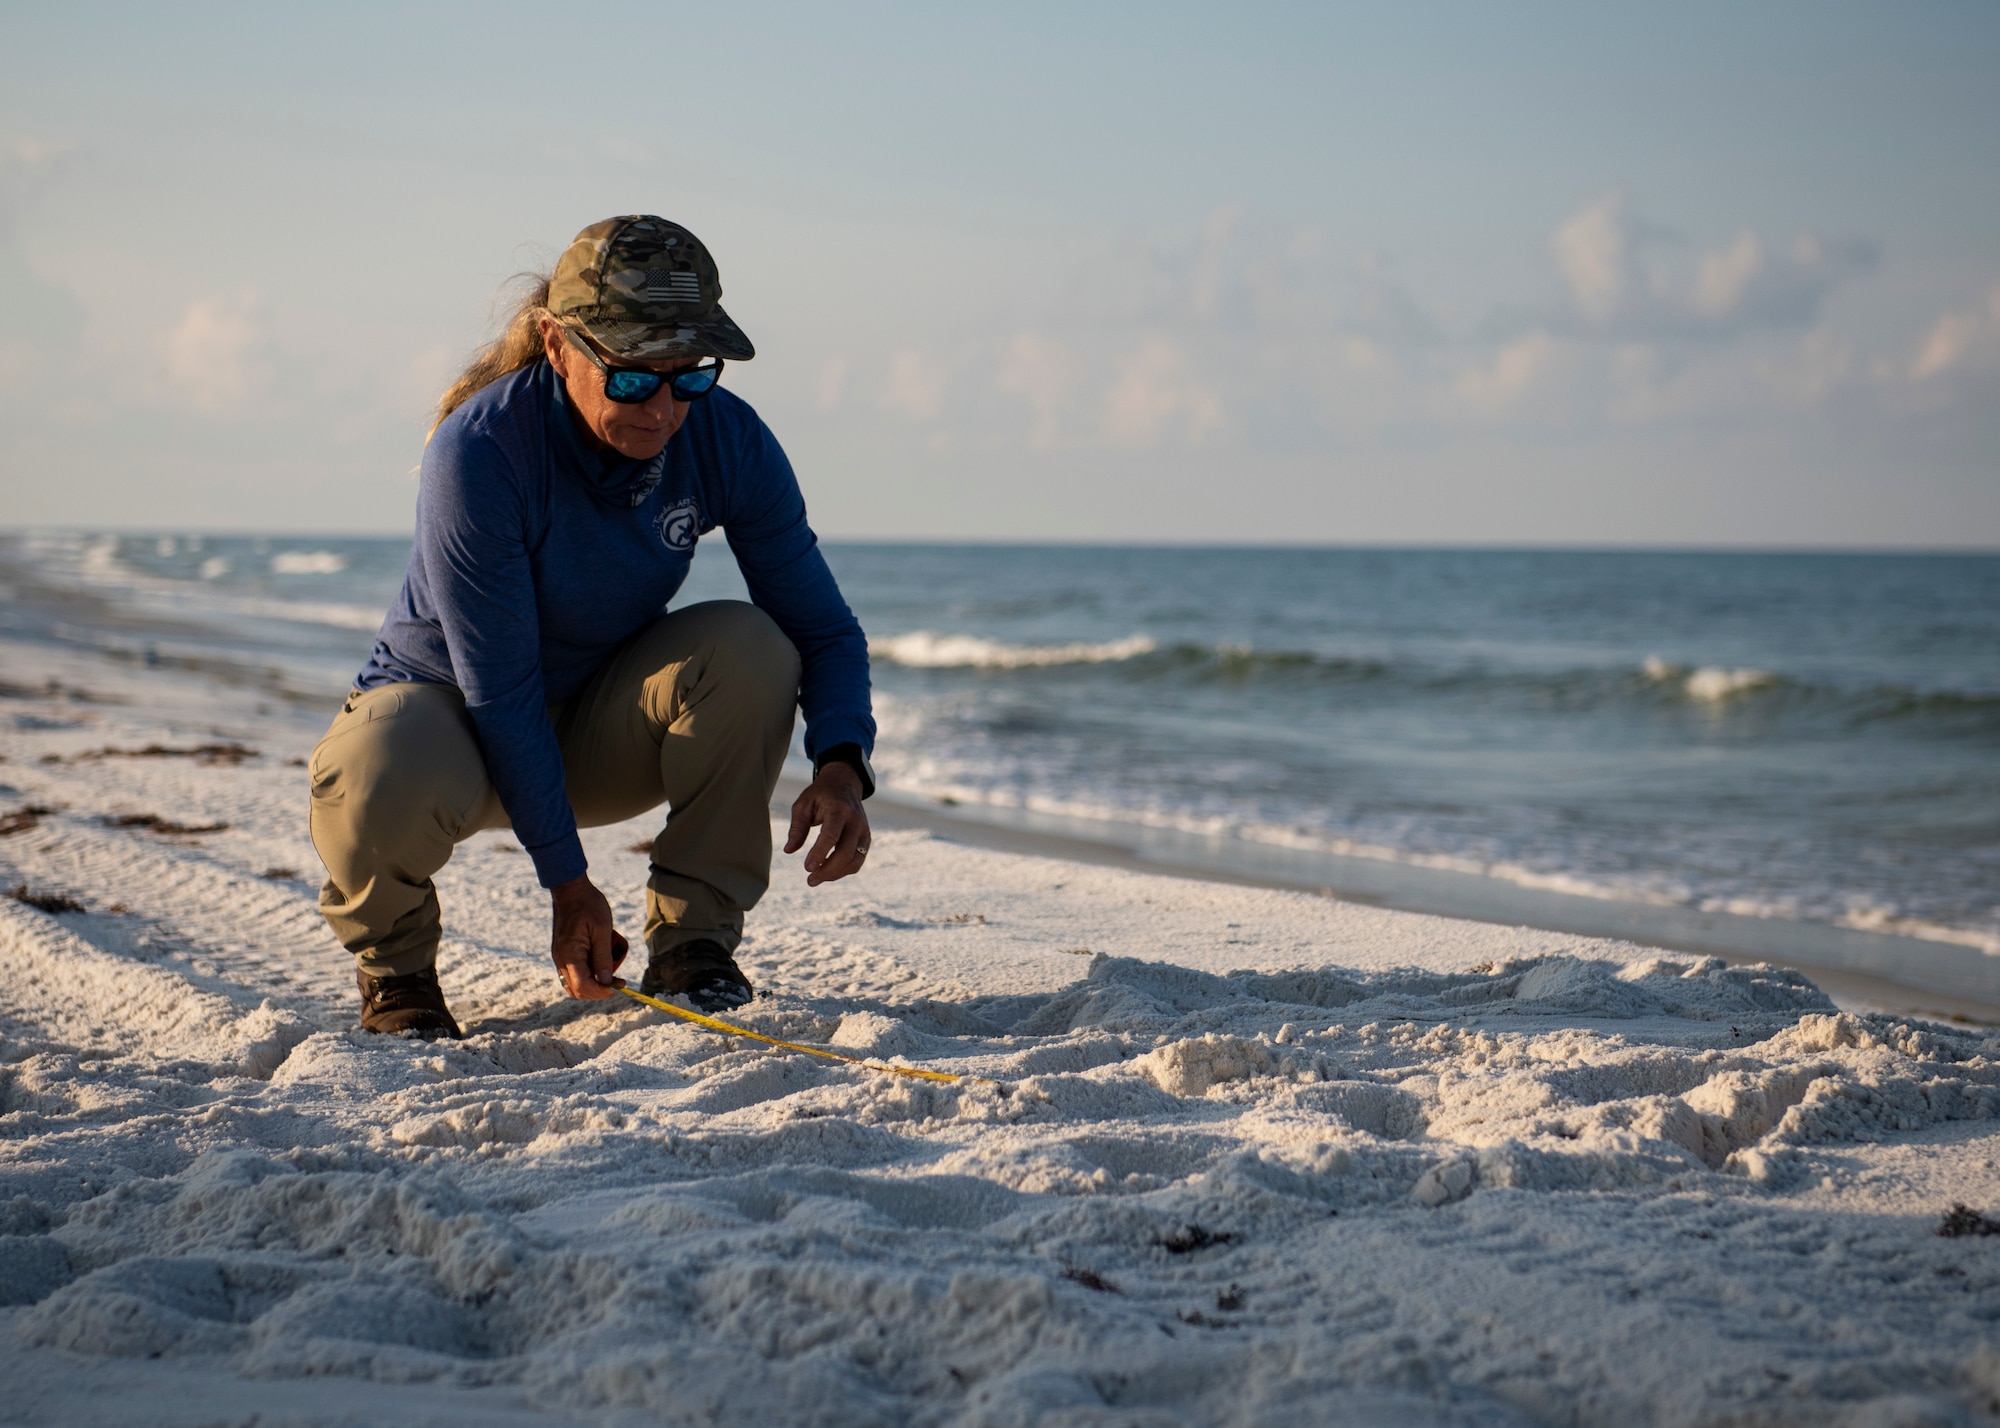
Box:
[574,309,755,363]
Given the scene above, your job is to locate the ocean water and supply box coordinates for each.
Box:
[3,532,1996,955]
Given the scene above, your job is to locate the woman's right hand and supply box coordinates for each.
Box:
[549,875,627,999]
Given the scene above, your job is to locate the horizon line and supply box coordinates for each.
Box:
[3,525,1997,558]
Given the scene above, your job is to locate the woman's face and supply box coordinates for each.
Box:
[540,317,698,461]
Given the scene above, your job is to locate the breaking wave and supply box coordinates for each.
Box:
[1644,656,1777,702]
[871,632,1159,668]
[268,551,349,575]
[878,634,1998,737]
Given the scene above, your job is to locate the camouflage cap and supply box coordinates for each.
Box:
[547,216,755,363]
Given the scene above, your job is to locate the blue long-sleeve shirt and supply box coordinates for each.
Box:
[356,361,873,888]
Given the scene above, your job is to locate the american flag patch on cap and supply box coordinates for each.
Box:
[643,269,703,304]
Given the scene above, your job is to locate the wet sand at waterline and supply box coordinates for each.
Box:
[858,792,2000,1026]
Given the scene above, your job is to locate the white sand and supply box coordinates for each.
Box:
[3,636,1999,1427]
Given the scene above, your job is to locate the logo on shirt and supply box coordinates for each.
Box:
[657,498,699,552]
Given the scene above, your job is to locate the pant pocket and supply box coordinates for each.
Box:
[308,687,413,798]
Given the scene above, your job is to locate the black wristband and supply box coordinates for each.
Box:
[813,742,875,799]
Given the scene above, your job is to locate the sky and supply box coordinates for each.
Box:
[1,1,1996,546]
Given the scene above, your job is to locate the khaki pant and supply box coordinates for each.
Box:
[308,601,800,978]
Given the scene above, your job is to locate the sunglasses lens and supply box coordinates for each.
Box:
[671,365,721,400]
[604,369,664,403]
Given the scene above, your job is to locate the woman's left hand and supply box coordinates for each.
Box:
[784,764,872,886]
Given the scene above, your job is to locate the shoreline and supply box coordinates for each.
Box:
[8,537,1996,1021]
[4,586,1992,1024]
[828,781,2000,1024]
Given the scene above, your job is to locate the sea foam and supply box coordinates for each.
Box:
[1644,655,1776,702]
[872,631,1158,668]
[268,551,348,575]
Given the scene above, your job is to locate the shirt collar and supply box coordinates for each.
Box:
[542,361,664,506]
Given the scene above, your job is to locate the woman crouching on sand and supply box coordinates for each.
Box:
[307,215,876,1038]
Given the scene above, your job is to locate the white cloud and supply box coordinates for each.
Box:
[880,348,948,422]
[1896,284,2000,387]
[1101,335,1222,447]
[995,332,1079,449]
[2,137,72,165]
[1543,194,1873,340]
[1910,311,1979,381]
[1551,193,1636,322]
[157,293,269,416]
[0,135,80,236]
[1454,331,1564,417]
[1341,336,1391,374]
[786,198,1968,459]
[1692,231,1763,318]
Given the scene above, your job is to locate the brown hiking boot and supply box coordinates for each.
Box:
[357,966,463,1039]
[640,939,754,1014]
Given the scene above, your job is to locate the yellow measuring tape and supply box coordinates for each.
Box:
[617,985,990,1085]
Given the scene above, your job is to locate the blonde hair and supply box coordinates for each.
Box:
[431,270,556,434]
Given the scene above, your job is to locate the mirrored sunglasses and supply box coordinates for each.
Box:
[566,331,724,404]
